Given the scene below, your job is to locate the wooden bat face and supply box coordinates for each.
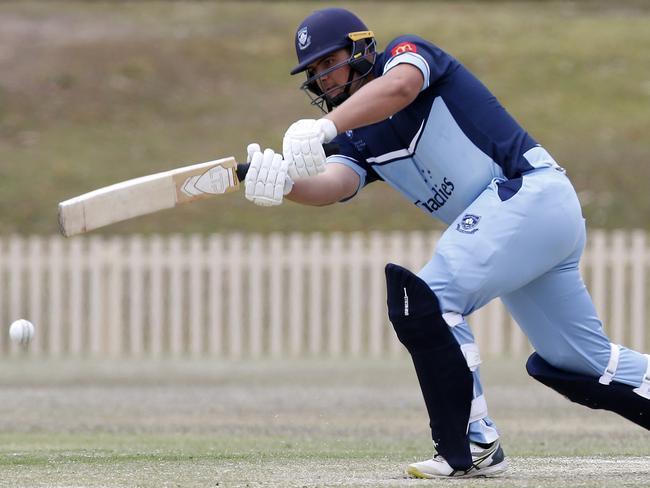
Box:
[58,157,238,237]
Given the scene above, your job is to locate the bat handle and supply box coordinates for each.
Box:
[235,142,340,182]
[235,163,251,183]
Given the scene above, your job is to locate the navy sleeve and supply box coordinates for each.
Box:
[380,35,457,91]
[326,133,381,201]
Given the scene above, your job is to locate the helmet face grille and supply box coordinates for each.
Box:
[300,39,377,113]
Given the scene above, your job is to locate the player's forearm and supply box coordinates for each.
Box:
[285,163,360,206]
[325,66,422,133]
[285,175,346,206]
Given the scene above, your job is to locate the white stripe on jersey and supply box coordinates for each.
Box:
[367,120,424,164]
[383,51,431,91]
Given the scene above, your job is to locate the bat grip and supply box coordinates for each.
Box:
[235,163,251,183]
[235,142,340,182]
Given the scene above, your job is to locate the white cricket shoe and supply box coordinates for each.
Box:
[406,440,508,478]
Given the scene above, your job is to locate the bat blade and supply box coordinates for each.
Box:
[58,157,238,237]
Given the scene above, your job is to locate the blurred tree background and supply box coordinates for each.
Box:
[1,1,649,235]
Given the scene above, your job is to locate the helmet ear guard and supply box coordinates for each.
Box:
[348,31,376,75]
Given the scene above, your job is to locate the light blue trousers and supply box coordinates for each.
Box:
[418,166,649,443]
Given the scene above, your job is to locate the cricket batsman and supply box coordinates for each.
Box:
[243,7,650,478]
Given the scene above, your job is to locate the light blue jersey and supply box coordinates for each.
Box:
[328,35,557,224]
[328,35,650,444]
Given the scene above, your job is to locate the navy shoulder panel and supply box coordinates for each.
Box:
[378,35,458,88]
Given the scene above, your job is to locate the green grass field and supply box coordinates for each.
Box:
[0,357,648,487]
[1,1,650,234]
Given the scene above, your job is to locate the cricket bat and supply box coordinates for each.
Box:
[58,143,339,237]
[58,157,242,237]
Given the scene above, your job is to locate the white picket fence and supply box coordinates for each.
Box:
[0,230,647,358]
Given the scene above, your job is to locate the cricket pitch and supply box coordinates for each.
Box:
[0,357,648,487]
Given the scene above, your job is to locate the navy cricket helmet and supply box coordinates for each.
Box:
[291,8,376,112]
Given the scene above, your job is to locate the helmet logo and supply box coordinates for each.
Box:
[297,27,311,50]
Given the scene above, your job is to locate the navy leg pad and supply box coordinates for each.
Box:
[526,352,650,430]
[385,263,474,470]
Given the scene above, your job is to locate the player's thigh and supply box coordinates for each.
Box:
[419,169,583,315]
[504,255,650,385]
[501,258,611,376]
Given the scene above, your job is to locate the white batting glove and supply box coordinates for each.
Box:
[244,147,293,207]
[247,143,261,164]
[283,118,337,178]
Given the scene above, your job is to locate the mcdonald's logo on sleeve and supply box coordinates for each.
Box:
[391,42,417,57]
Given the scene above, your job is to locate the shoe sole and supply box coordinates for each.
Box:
[406,459,509,479]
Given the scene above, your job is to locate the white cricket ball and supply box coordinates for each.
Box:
[9,319,35,345]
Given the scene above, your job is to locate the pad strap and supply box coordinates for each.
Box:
[461,342,486,423]
[442,312,464,327]
[460,343,482,372]
[598,343,621,385]
[633,354,650,400]
[469,394,488,424]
